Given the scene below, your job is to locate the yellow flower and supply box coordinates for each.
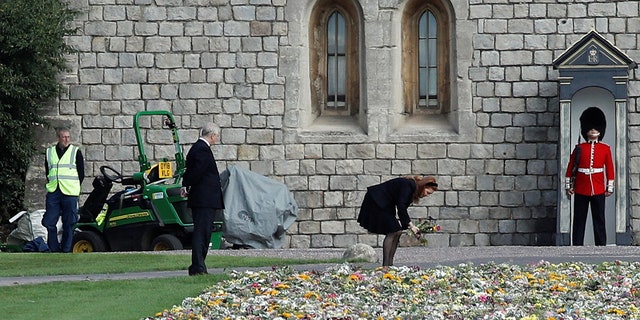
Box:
[349,274,362,281]
[275,283,290,289]
[383,273,397,281]
[607,308,626,315]
[549,284,567,292]
[304,291,319,299]
[208,299,222,306]
[297,274,311,281]
[263,289,279,296]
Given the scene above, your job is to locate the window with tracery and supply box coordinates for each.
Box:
[403,0,450,116]
[310,0,360,117]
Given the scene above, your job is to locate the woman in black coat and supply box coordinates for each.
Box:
[357,175,438,266]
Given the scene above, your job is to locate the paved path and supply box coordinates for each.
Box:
[2,246,639,287]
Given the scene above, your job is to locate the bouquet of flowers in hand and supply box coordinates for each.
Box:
[408,216,440,245]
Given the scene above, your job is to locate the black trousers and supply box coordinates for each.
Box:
[573,194,607,246]
[189,207,221,275]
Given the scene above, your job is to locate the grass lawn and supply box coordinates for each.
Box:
[0,275,228,320]
[0,252,342,276]
[0,252,345,320]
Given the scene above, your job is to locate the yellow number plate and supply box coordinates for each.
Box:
[158,162,172,178]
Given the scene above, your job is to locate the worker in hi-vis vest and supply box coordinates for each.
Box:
[42,127,84,252]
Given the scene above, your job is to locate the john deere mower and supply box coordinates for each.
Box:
[71,111,215,252]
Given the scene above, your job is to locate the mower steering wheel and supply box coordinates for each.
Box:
[100,165,124,183]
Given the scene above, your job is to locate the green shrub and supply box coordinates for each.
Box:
[0,0,78,221]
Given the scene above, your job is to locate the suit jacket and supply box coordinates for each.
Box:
[366,177,416,229]
[182,138,224,209]
[565,141,614,196]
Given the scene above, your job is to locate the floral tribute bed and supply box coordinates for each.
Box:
[147,260,640,320]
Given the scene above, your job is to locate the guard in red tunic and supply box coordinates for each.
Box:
[565,107,614,246]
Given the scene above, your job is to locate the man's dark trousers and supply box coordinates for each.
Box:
[189,207,220,275]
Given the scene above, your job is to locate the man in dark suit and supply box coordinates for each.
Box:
[181,122,224,275]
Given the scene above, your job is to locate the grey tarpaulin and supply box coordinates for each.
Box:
[6,209,55,246]
[220,166,298,249]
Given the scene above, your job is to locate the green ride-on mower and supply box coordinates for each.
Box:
[72,110,222,252]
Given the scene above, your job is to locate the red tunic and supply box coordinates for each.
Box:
[565,141,614,196]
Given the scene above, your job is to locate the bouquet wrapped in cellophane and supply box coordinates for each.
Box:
[408,216,440,245]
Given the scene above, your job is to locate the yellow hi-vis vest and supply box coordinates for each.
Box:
[46,145,81,196]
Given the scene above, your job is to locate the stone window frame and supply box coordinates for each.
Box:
[309,0,361,119]
[402,0,451,118]
[284,0,474,144]
[385,0,477,143]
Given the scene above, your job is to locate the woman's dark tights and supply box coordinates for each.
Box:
[382,230,403,266]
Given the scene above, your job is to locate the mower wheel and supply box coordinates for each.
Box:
[151,234,183,251]
[73,231,107,253]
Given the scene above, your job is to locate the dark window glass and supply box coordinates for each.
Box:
[418,10,437,108]
[327,11,347,110]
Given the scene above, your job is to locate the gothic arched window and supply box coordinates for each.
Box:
[310,0,360,117]
[403,0,450,116]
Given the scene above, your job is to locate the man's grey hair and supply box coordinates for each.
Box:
[55,127,71,136]
[200,122,220,138]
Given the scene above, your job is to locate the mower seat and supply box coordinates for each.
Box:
[78,176,113,222]
[146,165,161,183]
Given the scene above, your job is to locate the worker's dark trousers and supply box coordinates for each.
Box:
[573,194,607,246]
[44,189,78,252]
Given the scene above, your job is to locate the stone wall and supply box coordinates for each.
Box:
[26,0,640,248]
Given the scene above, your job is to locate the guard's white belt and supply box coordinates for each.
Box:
[578,168,604,175]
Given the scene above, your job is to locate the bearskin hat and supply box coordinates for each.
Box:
[579,107,606,141]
